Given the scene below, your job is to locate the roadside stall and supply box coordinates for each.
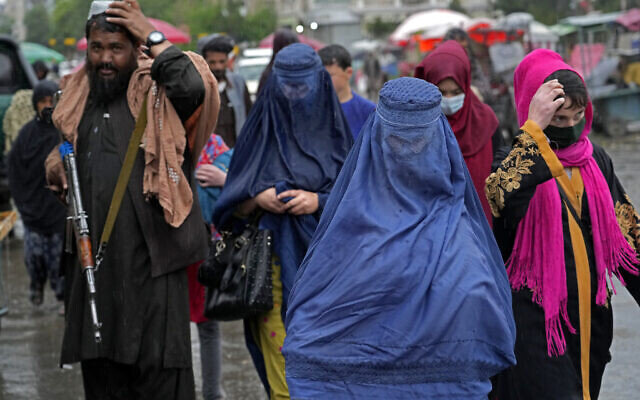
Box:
[556,11,640,136]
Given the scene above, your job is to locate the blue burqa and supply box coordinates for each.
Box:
[211,43,353,393]
[212,43,353,308]
[283,78,516,399]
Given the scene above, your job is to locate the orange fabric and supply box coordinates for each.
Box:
[49,51,219,228]
[185,105,204,154]
[521,120,565,178]
[556,169,592,400]
[557,168,583,217]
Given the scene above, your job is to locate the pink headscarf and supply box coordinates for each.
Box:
[510,49,638,356]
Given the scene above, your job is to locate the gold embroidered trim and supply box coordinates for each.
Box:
[615,194,640,249]
[485,132,539,218]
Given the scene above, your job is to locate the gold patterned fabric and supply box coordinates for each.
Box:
[616,194,640,250]
[485,132,539,218]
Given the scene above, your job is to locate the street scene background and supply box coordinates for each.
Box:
[3,0,640,398]
[0,133,639,399]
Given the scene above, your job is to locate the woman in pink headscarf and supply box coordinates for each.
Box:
[486,49,640,399]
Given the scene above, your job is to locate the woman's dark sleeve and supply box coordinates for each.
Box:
[150,46,205,122]
[243,83,253,113]
[485,120,565,228]
[593,145,640,305]
[491,127,506,159]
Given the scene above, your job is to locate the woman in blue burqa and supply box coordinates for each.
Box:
[211,43,353,398]
[282,77,516,399]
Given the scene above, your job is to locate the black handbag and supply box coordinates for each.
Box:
[198,217,274,321]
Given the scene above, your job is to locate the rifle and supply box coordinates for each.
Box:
[54,91,102,343]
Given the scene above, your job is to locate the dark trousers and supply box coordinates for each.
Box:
[197,320,225,400]
[81,358,195,400]
[23,227,64,300]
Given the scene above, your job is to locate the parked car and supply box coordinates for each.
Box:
[235,48,272,101]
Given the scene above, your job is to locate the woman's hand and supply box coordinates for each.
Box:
[255,188,286,214]
[528,80,565,130]
[278,190,319,215]
[195,164,227,187]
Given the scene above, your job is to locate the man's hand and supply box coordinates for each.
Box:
[278,190,319,215]
[195,164,227,188]
[255,188,286,214]
[106,1,171,57]
[46,161,68,203]
[528,80,565,130]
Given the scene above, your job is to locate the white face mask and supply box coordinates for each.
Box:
[440,94,465,116]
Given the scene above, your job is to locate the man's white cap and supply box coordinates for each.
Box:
[88,1,111,20]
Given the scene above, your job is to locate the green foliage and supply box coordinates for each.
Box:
[47,0,277,54]
[495,0,640,25]
[366,17,399,39]
[25,4,51,45]
[0,15,13,35]
[494,0,572,25]
[594,0,640,12]
[51,0,90,51]
[177,0,277,45]
[242,7,278,43]
[138,0,179,21]
[449,0,466,14]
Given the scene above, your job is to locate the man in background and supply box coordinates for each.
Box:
[8,80,66,309]
[319,44,375,139]
[32,60,49,81]
[201,35,252,148]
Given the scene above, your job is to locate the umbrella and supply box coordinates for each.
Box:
[259,33,325,50]
[390,9,470,45]
[616,8,640,31]
[20,42,65,63]
[76,17,190,51]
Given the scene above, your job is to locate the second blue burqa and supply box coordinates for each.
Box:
[212,43,352,307]
[283,78,516,398]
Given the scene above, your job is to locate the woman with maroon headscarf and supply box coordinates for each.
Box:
[415,40,503,224]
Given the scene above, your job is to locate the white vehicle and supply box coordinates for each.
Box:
[235,51,271,101]
[242,48,272,59]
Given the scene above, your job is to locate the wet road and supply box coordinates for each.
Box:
[0,236,265,400]
[1,134,640,399]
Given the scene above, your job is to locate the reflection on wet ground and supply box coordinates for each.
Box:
[0,237,265,400]
[1,134,639,399]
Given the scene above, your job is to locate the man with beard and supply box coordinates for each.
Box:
[44,1,219,398]
[8,80,66,309]
[201,35,252,148]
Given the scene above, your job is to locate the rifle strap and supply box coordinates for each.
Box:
[95,97,148,267]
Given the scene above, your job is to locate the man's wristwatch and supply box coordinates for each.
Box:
[146,31,166,48]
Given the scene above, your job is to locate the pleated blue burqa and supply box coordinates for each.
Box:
[283,77,516,399]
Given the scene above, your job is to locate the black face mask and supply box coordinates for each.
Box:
[544,119,585,149]
[39,107,54,125]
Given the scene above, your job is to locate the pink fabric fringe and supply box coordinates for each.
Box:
[507,142,638,357]
[510,50,639,357]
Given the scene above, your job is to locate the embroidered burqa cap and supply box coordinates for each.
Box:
[283,77,516,397]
